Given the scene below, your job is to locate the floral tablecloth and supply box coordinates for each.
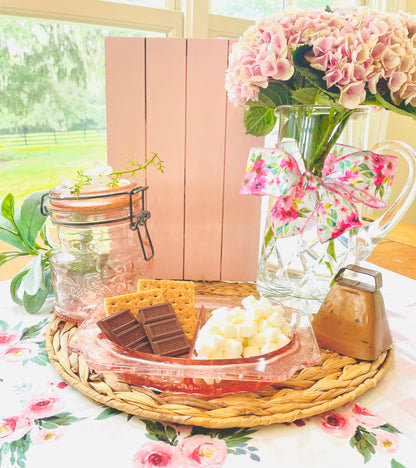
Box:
[1,263,415,468]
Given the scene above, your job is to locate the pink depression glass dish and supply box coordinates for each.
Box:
[68,296,321,396]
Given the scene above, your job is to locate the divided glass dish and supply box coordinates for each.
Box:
[68,296,321,396]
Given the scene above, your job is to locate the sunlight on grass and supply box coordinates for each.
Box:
[0,143,107,203]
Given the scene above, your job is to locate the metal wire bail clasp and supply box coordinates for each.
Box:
[129,186,154,261]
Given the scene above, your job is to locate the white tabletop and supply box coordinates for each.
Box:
[0,263,415,468]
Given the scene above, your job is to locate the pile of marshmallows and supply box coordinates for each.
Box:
[195,296,292,359]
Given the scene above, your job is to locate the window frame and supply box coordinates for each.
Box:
[0,0,397,39]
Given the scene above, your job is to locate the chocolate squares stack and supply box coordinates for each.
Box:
[97,302,191,358]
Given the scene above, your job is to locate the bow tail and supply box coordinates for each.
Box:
[270,187,317,238]
[315,193,362,243]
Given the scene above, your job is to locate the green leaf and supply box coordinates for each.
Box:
[258,81,292,108]
[165,425,178,443]
[21,318,49,340]
[291,88,332,106]
[326,239,337,262]
[391,459,407,468]
[0,222,28,253]
[23,254,43,295]
[22,288,48,314]
[40,420,58,429]
[1,193,16,224]
[374,92,416,119]
[96,407,123,420]
[40,412,86,426]
[292,46,325,89]
[376,423,402,435]
[16,190,48,248]
[10,269,29,306]
[39,224,55,249]
[0,320,8,330]
[244,106,277,136]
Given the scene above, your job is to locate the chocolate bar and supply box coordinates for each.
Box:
[97,309,151,352]
[137,302,177,324]
[136,302,191,357]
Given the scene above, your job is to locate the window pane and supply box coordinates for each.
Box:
[0,17,164,202]
[291,0,339,8]
[101,0,166,7]
[210,0,284,20]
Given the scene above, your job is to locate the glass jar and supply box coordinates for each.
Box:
[42,180,154,323]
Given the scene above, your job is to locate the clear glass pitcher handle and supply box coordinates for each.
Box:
[367,139,416,240]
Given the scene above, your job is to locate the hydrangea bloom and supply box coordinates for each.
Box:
[226,6,416,111]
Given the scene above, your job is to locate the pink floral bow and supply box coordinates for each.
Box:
[241,140,398,242]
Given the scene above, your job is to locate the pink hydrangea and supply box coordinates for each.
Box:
[225,6,416,111]
[179,435,227,468]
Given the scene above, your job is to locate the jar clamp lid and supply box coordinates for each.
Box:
[40,184,154,261]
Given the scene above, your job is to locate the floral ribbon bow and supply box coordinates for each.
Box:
[240,140,398,242]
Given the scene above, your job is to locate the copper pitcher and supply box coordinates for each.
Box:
[312,264,392,360]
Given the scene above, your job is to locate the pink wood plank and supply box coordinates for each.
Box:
[105,37,146,186]
[184,39,229,280]
[221,42,264,282]
[145,38,186,280]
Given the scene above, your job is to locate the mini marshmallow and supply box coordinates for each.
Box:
[231,307,246,324]
[241,295,257,310]
[225,339,243,358]
[268,311,287,328]
[237,320,257,338]
[281,323,292,337]
[243,346,260,358]
[195,334,225,357]
[276,333,290,347]
[245,307,263,322]
[248,332,267,348]
[256,297,273,317]
[220,322,237,338]
[257,319,270,332]
[210,349,225,360]
[210,306,229,318]
[261,342,281,354]
[262,327,280,343]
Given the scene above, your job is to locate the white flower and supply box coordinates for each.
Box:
[58,175,76,198]
[84,161,113,186]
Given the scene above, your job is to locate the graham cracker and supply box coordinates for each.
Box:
[105,280,196,341]
[104,289,165,318]
[137,279,196,340]
[138,279,194,297]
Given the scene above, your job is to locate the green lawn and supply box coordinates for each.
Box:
[0,143,107,203]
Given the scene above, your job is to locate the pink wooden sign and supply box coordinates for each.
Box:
[105,37,263,282]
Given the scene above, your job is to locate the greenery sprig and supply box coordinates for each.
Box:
[68,153,164,196]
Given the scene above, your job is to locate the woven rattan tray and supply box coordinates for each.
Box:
[45,282,392,428]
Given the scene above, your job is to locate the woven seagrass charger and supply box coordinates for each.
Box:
[45,282,392,429]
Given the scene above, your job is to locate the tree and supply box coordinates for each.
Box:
[0,18,107,132]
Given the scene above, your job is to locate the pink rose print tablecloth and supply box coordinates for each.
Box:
[0,262,415,468]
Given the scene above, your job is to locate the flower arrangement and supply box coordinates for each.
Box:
[225,6,416,172]
[226,6,416,125]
